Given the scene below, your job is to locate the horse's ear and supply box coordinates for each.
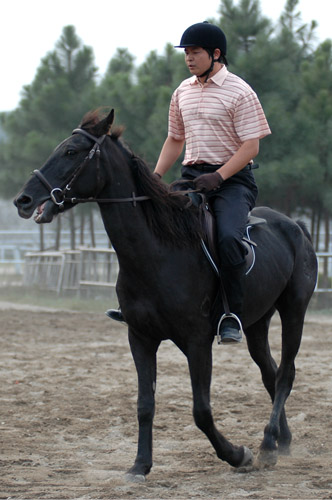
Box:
[95,109,114,136]
[106,109,115,133]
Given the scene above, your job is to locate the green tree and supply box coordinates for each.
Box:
[240,0,321,217]
[297,40,332,253]
[0,25,97,196]
[216,0,272,61]
[98,44,188,179]
[0,26,98,249]
[134,44,189,177]
[97,48,137,145]
[2,1,331,252]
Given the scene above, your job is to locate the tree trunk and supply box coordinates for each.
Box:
[69,211,76,250]
[315,208,321,252]
[311,209,316,242]
[322,211,330,287]
[80,212,85,246]
[39,225,44,252]
[89,210,96,247]
[55,217,61,250]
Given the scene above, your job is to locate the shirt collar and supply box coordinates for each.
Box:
[190,65,228,87]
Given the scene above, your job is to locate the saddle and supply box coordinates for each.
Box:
[188,192,266,276]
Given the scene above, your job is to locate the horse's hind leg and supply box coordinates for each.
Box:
[245,311,292,465]
[126,329,160,482]
[255,300,305,466]
[186,340,253,468]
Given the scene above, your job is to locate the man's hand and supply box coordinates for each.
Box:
[193,171,224,192]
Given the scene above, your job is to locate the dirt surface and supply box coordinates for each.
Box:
[0,303,331,499]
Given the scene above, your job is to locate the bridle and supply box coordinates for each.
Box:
[32,128,150,209]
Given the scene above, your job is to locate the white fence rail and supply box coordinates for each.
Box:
[15,249,332,296]
[23,248,119,296]
[316,252,332,292]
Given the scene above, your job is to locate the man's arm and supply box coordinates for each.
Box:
[218,138,260,180]
[193,138,260,193]
[154,136,185,177]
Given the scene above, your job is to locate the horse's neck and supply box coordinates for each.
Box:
[99,204,160,262]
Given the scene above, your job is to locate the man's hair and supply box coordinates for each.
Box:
[205,48,228,66]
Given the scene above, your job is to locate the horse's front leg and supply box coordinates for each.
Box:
[186,340,253,468]
[125,328,160,482]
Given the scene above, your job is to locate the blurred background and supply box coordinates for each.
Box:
[0,0,331,308]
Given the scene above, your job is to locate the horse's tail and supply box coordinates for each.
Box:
[296,220,312,243]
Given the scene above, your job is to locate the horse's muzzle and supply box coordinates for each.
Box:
[13,193,35,219]
[14,193,57,223]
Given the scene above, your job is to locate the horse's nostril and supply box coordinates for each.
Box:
[14,193,33,208]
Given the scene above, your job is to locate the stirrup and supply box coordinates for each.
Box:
[217,313,243,345]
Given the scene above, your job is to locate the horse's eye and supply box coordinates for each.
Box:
[66,149,77,156]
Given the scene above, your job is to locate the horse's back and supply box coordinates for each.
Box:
[243,206,317,325]
[252,206,298,228]
[251,206,314,249]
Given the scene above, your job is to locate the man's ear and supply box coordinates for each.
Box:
[213,48,221,61]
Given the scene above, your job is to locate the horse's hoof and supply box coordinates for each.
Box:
[234,447,255,473]
[239,446,254,467]
[256,448,278,468]
[278,444,291,456]
[235,446,254,472]
[125,472,146,483]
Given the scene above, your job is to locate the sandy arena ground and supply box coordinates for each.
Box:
[0,303,331,499]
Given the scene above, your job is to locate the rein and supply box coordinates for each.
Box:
[32,128,150,208]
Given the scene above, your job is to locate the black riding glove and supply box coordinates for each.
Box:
[193,171,224,192]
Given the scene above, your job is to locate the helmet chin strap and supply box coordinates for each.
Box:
[198,51,218,82]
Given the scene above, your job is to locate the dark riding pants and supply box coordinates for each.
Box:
[208,180,257,269]
[181,164,258,318]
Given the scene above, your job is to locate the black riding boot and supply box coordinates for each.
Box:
[217,264,246,344]
[105,308,125,323]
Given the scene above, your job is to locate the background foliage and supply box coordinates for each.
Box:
[0,0,331,251]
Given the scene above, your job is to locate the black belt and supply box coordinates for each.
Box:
[243,163,259,170]
[187,162,258,172]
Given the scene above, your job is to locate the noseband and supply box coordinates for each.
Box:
[32,128,150,208]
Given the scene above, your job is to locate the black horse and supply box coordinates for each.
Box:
[14,109,317,481]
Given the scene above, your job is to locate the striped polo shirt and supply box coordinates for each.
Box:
[168,65,271,165]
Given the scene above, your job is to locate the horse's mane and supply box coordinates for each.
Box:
[80,110,203,248]
[128,154,203,247]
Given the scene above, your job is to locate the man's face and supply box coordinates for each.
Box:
[184,46,212,76]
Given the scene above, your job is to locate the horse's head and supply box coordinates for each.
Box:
[14,109,115,223]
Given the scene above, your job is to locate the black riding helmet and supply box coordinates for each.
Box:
[175,22,228,78]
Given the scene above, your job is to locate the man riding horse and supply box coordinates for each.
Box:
[107,21,271,343]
